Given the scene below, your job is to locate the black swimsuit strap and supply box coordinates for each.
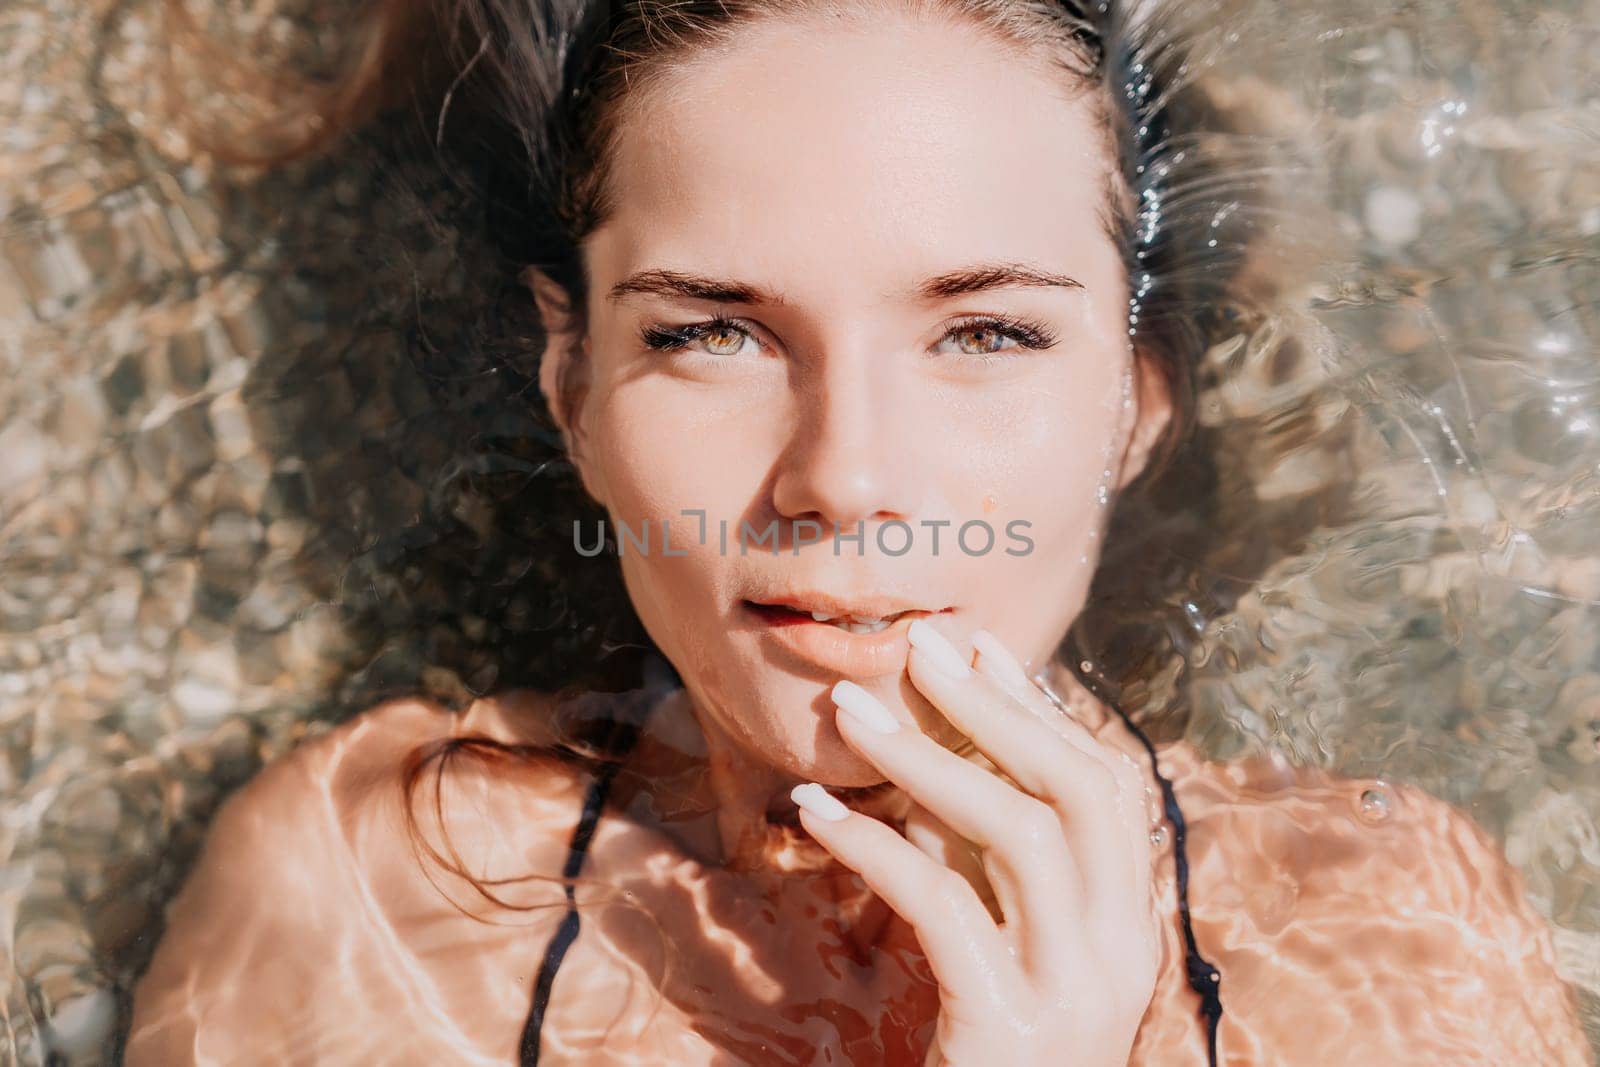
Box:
[517,695,653,1067]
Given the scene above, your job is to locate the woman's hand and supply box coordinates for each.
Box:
[790,622,1162,1067]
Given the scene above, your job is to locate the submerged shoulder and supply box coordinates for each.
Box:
[1159,740,1542,919]
[1150,741,1589,1064]
[123,703,404,1063]
[248,690,614,832]
[147,691,605,900]
[126,692,603,1064]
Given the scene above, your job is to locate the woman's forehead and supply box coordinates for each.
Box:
[592,15,1117,292]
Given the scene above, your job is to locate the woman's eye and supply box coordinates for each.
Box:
[945,324,1014,355]
[695,322,752,356]
[934,316,1059,359]
[639,317,761,358]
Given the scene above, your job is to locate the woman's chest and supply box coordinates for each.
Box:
[530,855,945,1066]
[353,816,943,1064]
[357,752,1557,1066]
[374,856,1166,1064]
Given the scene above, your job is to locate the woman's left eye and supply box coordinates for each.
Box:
[933,316,1059,359]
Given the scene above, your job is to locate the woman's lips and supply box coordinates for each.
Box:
[744,601,951,677]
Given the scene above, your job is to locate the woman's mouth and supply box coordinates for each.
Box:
[743,600,954,676]
[750,603,919,634]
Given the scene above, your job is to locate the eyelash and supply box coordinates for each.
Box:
[637,313,1060,364]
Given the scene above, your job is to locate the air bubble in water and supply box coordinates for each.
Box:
[1357,787,1392,823]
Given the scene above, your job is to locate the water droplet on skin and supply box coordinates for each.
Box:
[1150,824,1169,847]
[1358,787,1392,823]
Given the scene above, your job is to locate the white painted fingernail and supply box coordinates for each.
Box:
[971,629,1031,689]
[832,680,901,733]
[791,783,850,821]
[907,619,971,678]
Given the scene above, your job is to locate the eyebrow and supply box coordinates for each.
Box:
[606,261,1085,306]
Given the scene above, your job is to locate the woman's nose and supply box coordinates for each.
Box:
[769,358,927,530]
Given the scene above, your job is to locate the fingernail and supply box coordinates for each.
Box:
[971,629,1031,690]
[791,782,850,821]
[832,680,901,733]
[907,619,971,679]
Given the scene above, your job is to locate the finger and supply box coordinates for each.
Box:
[967,627,1036,696]
[967,629,1154,835]
[903,627,1146,951]
[970,630,1158,928]
[907,629,1127,841]
[970,629,1121,762]
[831,681,1086,975]
[789,783,1017,1009]
[904,800,1002,924]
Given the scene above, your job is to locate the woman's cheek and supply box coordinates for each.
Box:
[608,379,777,493]
[985,403,1121,564]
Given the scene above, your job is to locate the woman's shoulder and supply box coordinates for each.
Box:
[151,691,602,868]
[1152,736,1566,954]
[143,689,608,905]
[125,691,606,1065]
[1152,737,1533,905]
[1139,739,1590,1065]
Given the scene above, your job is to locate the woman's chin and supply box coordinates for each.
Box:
[784,731,895,790]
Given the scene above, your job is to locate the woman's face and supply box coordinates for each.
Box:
[537,13,1172,787]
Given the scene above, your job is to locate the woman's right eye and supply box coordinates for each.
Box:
[639,317,762,358]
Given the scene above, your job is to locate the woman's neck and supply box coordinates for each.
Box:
[708,719,913,876]
[625,686,910,874]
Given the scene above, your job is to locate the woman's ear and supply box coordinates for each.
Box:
[523,266,607,506]
[1113,350,1176,491]
[525,266,583,439]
